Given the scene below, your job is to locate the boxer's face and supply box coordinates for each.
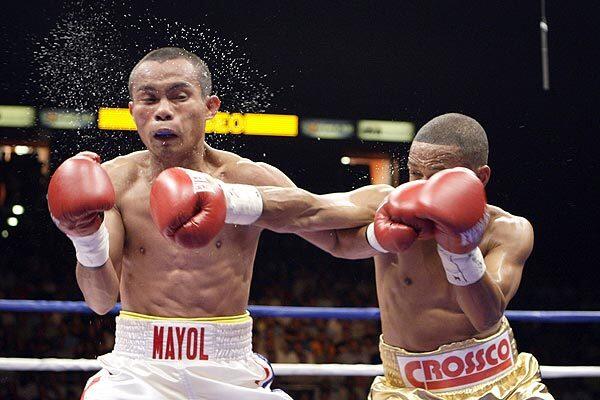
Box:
[408,141,491,185]
[129,59,220,159]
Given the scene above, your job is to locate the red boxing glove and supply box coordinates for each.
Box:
[47,152,115,237]
[150,168,227,248]
[369,181,435,253]
[418,167,488,254]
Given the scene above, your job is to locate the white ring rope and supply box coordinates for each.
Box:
[0,358,598,379]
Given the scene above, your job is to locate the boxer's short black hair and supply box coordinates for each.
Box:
[128,47,212,97]
[413,113,489,167]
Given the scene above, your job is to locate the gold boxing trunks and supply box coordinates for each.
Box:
[369,318,554,400]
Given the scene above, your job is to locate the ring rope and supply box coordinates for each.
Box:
[0,358,598,378]
[1,300,599,323]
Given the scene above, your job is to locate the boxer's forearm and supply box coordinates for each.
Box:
[256,187,373,233]
[301,226,380,259]
[454,273,506,332]
[75,260,120,315]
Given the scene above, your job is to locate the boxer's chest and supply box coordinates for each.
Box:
[375,225,497,313]
[116,178,260,268]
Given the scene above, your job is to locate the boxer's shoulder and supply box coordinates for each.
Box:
[482,205,533,253]
[209,148,292,187]
[101,151,147,194]
[485,205,531,231]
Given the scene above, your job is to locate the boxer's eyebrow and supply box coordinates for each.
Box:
[136,85,157,93]
[167,82,193,91]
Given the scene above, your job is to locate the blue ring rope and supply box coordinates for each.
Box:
[0,300,599,323]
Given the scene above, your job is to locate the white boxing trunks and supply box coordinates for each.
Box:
[81,311,292,400]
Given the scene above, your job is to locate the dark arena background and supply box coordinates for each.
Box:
[1,1,599,399]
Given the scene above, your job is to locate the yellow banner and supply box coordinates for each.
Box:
[98,108,298,137]
[98,108,137,130]
[244,113,298,137]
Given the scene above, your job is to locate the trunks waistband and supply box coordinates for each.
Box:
[380,317,518,392]
[113,311,253,361]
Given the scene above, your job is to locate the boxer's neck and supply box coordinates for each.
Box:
[148,143,213,178]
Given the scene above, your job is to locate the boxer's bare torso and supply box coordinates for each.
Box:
[103,147,283,318]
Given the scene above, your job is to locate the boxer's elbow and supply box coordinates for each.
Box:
[461,277,508,332]
[473,312,503,332]
[84,292,118,315]
[89,301,116,316]
[472,301,506,332]
[76,264,119,315]
[326,232,349,258]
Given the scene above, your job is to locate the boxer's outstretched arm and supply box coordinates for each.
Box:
[224,160,391,257]
[259,185,392,259]
[248,161,390,234]
[454,217,533,332]
[256,185,384,233]
[75,207,124,315]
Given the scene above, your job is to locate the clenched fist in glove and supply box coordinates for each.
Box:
[47,152,115,267]
[366,167,488,286]
[150,167,263,248]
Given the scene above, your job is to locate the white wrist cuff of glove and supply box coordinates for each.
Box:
[366,223,388,253]
[67,221,110,268]
[437,245,486,286]
[220,183,264,225]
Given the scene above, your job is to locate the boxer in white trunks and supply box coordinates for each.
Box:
[47,47,380,399]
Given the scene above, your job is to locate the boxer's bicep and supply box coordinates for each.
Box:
[484,218,534,302]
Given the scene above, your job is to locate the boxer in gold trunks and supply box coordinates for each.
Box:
[321,113,554,399]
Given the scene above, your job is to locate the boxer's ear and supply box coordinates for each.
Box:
[475,165,491,187]
[205,95,221,119]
